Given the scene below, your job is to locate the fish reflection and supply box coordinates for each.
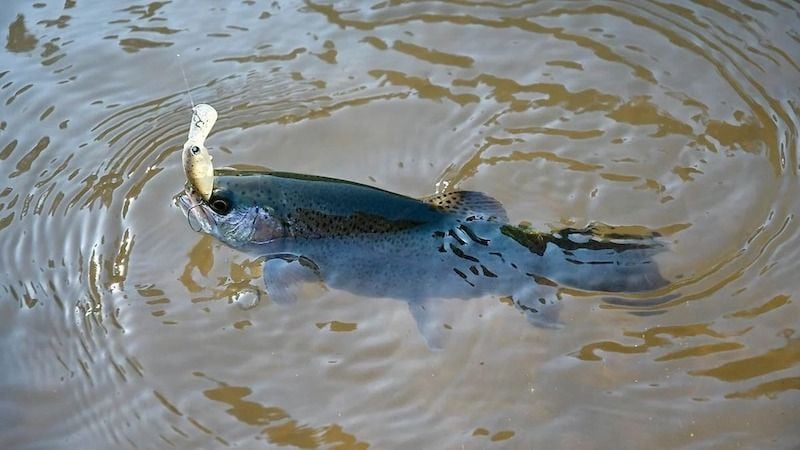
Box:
[177,169,667,346]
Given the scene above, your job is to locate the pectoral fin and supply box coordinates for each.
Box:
[262,255,326,305]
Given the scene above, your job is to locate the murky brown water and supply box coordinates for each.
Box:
[2,1,799,449]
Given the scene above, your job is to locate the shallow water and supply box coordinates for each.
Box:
[1,1,799,448]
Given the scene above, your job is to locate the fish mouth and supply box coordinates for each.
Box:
[176,188,214,234]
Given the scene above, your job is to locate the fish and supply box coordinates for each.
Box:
[177,169,668,347]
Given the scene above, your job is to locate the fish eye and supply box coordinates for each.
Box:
[190,145,200,155]
[209,197,231,215]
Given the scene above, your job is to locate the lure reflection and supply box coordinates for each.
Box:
[177,169,667,347]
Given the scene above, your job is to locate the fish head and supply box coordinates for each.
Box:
[177,177,285,249]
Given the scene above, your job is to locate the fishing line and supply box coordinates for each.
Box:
[176,53,195,109]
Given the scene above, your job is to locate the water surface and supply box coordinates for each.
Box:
[1,1,799,448]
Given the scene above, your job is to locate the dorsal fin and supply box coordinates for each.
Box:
[423,191,508,222]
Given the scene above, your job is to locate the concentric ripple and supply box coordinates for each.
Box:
[0,1,798,449]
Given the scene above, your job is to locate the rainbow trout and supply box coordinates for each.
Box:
[178,170,667,346]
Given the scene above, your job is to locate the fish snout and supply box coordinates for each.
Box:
[176,189,214,234]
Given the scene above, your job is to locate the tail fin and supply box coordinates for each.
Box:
[501,223,669,293]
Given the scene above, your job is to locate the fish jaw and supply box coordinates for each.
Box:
[177,189,216,235]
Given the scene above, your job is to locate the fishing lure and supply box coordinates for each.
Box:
[181,104,217,201]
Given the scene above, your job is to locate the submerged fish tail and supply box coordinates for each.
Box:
[501,223,668,292]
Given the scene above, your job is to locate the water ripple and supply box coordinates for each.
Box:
[0,0,798,448]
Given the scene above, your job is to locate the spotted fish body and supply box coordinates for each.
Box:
[179,169,667,344]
